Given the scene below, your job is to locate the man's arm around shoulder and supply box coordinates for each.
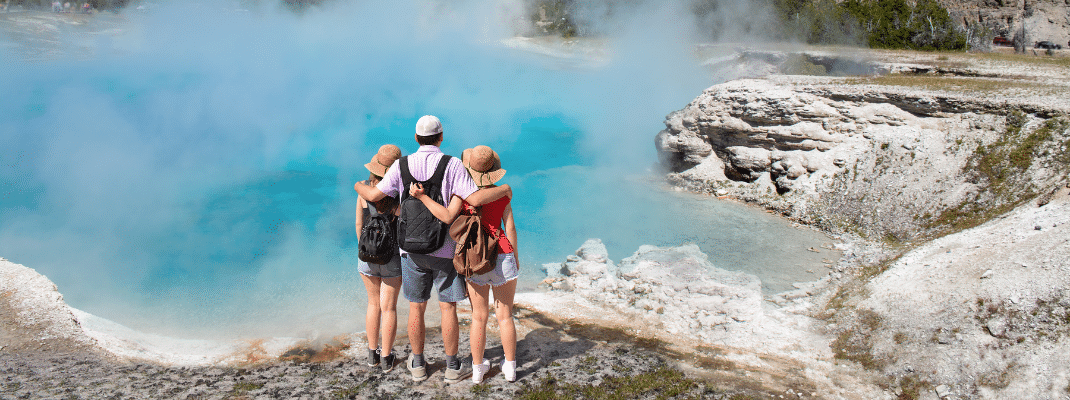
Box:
[354,181,387,203]
[465,184,511,207]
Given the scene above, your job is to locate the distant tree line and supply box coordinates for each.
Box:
[7,0,130,10]
[11,0,130,11]
[5,0,327,12]
[277,0,327,13]
[530,0,578,37]
[12,0,966,51]
[529,0,967,51]
[775,0,966,50]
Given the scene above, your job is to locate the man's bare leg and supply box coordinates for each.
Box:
[408,301,428,356]
[439,301,459,358]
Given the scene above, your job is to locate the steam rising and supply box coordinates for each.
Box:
[0,0,802,339]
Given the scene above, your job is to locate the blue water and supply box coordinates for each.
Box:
[0,4,833,339]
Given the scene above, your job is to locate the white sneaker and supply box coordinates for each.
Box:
[502,359,517,382]
[471,359,491,384]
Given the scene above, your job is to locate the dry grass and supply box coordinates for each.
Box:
[873,47,1070,66]
[831,309,887,370]
[973,51,1070,67]
[842,74,1059,94]
[515,368,705,400]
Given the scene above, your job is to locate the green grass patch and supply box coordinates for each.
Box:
[859,254,901,281]
[931,199,1018,232]
[231,381,263,395]
[930,115,1069,234]
[1012,118,1070,169]
[896,375,932,400]
[331,381,369,399]
[516,368,701,400]
[471,383,492,395]
[832,309,886,370]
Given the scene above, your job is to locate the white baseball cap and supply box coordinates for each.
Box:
[415,115,443,137]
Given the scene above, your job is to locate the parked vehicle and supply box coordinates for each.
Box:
[1035,41,1062,50]
[992,37,1012,47]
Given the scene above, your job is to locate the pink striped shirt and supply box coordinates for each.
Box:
[376,145,478,258]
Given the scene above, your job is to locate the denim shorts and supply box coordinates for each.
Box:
[357,254,402,279]
[400,253,468,303]
[466,253,518,288]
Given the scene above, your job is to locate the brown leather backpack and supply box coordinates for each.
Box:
[449,211,498,277]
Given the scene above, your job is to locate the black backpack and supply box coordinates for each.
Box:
[397,155,452,254]
[358,201,399,264]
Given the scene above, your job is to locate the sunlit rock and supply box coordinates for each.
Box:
[538,239,764,343]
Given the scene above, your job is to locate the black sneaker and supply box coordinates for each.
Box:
[367,348,380,367]
[381,353,396,373]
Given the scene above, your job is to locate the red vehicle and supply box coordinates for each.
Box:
[992,37,1012,47]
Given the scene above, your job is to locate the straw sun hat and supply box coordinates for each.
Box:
[462,145,506,187]
[364,144,402,178]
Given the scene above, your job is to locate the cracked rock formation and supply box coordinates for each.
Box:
[939,0,1070,45]
[656,65,1070,240]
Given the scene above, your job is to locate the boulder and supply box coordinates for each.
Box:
[725,146,771,181]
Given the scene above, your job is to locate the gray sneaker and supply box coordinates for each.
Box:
[407,354,428,382]
[382,353,396,373]
[443,363,471,383]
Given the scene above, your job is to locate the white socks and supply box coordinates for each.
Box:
[501,360,517,382]
[472,359,491,383]
[470,359,517,383]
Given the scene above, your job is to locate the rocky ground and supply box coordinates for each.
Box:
[0,317,712,400]
[1,257,774,400]
[849,186,1070,399]
[656,46,1070,399]
[521,240,888,399]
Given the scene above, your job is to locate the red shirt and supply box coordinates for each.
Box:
[464,196,515,254]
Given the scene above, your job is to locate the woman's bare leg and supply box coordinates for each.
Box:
[379,276,401,356]
[492,279,518,361]
[467,281,491,364]
[361,274,382,351]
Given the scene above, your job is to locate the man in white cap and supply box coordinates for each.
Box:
[354,115,511,383]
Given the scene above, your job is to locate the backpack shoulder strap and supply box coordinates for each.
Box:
[399,156,412,200]
[429,155,452,185]
[367,200,379,217]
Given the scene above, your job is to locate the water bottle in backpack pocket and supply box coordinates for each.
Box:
[358,201,399,265]
[396,155,452,254]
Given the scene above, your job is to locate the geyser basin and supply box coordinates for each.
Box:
[0,2,833,340]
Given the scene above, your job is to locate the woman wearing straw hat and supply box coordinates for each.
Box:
[356,144,404,372]
[408,145,519,383]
